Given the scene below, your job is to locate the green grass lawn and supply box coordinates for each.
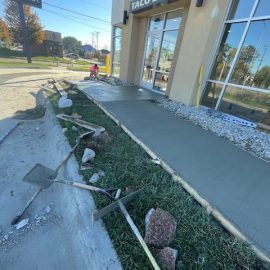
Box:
[48,87,269,270]
[0,60,52,69]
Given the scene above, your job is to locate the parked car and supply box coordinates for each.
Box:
[65,53,79,59]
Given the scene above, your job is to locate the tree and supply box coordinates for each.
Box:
[0,17,11,43]
[63,36,82,54]
[4,0,44,45]
[254,66,270,89]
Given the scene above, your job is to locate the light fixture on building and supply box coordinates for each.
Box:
[123,10,129,25]
[196,0,204,7]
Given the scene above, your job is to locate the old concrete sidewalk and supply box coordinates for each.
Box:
[0,72,121,270]
[76,82,270,259]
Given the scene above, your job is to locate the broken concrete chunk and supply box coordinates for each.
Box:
[144,208,177,248]
[71,126,78,131]
[62,128,68,133]
[58,96,73,108]
[156,247,178,270]
[45,206,51,214]
[82,148,96,163]
[15,218,29,230]
[152,159,161,165]
[98,170,106,177]
[89,173,100,184]
[92,131,112,145]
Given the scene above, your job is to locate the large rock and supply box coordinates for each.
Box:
[82,148,96,163]
[156,247,178,270]
[144,208,177,248]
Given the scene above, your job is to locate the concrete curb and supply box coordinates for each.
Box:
[69,81,270,264]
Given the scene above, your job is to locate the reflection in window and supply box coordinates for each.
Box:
[153,72,168,92]
[157,31,178,73]
[112,26,122,78]
[142,34,160,83]
[210,23,246,82]
[230,20,270,89]
[220,86,270,122]
[201,82,223,109]
[255,0,270,17]
[165,10,182,30]
[149,15,164,31]
[228,0,255,20]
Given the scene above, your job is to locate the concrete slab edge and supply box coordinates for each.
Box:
[72,83,270,264]
[0,122,21,146]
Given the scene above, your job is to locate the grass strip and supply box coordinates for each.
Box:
[48,88,269,270]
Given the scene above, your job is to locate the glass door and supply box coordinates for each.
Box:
[141,10,182,92]
[141,32,161,88]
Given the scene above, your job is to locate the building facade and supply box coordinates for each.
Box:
[111,0,270,125]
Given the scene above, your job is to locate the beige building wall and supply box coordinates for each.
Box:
[111,0,125,25]
[169,0,230,105]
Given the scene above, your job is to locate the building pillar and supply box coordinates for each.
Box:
[169,0,230,105]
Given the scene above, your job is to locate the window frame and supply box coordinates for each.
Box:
[202,0,270,113]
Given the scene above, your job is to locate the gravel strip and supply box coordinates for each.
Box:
[158,98,270,162]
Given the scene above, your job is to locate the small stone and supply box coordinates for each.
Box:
[82,148,96,163]
[62,128,68,133]
[45,206,51,214]
[98,170,106,177]
[144,208,177,248]
[3,235,9,241]
[15,218,29,230]
[152,159,161,165]
[89,173,100,184]
[156,247,178,270]
[71,126,78,131]
[58,96,73,108]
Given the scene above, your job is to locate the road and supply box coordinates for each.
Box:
[0,69,121,270]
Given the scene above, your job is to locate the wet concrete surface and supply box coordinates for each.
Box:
[79,83,270,257]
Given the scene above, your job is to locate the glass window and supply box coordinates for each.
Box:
[142,34,160,84]
[112,26,122,78]
[220,86,270,122]
[230,20,270,89]
[165,10,182,30]
[153,72,168,92]
[157,30,178,73]
[149,15,164,31]
[111,63,120,77]
[255,0,270,17]
[228,0,255,20]
[210,23,246,82]
[114,27,122,37]
[201,82,223,109]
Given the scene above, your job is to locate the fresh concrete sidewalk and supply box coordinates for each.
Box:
[77,83,270,258]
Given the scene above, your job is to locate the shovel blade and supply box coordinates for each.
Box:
[23,163,57,189]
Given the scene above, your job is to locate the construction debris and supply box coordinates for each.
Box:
[15,218,29,230]
[145,208,177,248]
[82,148,96,163]
[58,96,73,108]
[56,113,105,133]
[156,247,178,270]
[71,126,78,132]
[89,173,100,184]
[98,170,106,177]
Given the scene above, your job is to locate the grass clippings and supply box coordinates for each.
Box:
[48,88,269,270]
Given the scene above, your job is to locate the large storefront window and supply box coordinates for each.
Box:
[111,26,122,78]
[201,0,270,123]
[141,9,182,92]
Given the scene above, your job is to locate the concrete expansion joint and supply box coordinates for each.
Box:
[77,87,270,264]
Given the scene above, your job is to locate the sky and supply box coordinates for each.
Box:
[0,0,112,49]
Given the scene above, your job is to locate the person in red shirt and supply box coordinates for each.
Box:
[90,64,99,78]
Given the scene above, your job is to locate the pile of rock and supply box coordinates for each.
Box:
[159,99,270,162]
[144,208,178,270]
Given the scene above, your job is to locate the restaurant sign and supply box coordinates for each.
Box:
[130,0,165,13]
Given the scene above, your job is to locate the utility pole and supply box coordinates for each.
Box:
[18,1,32,63]
[96,31,100,51]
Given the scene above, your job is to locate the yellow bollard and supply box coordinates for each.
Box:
[196,65,204,111]
[105,54,111,77]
